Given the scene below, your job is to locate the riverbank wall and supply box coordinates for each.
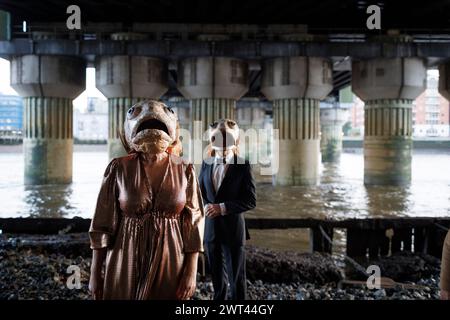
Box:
[343,138,450,149]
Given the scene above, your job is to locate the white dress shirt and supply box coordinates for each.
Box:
[208,153,234,216]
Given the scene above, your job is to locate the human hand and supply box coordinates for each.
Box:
[176,262,197,300]
[205,203,221,218]
[89,270,104,300]
[441,290,450,300]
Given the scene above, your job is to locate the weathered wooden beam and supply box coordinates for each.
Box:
[0,218,91,234]
[346,228,368,258]
[427,226,449,258]
[1,217,449,233]
[413,227,428,254]
[309,225,333,254]
[333,218,450,230]
[391,228,413,254]
[245,218,322,229]
[0,218,448,259]
[378,230,390,256]
[367,230,389,259]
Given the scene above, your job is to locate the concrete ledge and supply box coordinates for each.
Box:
[2,40,450,62]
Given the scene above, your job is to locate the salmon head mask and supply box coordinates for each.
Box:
[208,119,240,156]
[123,100,178,154]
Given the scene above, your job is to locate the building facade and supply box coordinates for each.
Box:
[413,71,450,137]
[0,94,22,140]
[346,70,450,138]
[73,97,108,143]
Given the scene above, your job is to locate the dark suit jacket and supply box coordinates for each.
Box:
[199,155,256,246]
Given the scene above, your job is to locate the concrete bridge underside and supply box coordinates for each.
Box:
[2,21,450,186]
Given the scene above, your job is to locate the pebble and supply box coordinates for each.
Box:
[0,234,444,300]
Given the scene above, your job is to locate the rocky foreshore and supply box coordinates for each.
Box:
[0,233,442,300]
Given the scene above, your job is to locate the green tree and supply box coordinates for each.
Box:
[342,121,352,136]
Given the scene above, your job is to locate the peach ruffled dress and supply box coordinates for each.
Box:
[89,152,204,299]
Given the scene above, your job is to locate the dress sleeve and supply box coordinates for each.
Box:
[182,163,205,253]
[440,230,450,291]
[89,159,121,250]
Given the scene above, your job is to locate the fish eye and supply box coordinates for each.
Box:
[166,106,175,114]
[163,105,175,115]
[227,120,236,127]
[210,121,218,128]
[127,106,141,118]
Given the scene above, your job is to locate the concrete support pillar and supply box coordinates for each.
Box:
[320,105,348,162]
[438,62,450,102]
[177,57,248,133]
[236,98,267,131]
[191,98,235,131]
[166,97,190,131]
[95,56,168,159]
[364,99,414,185]
[10,55,86,184]
[261,57,333,185]
[235,98,269,164]
[0,10,11,40]
[274,98,320,185]
[107,97,146,158]
[352,58,426,185]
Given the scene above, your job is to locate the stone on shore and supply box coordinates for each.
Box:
[0,233,443,300]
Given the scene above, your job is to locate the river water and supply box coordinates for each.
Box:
[0,145,449,251]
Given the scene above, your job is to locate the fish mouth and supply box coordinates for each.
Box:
[135,118,169,136]
[210,129,237,149]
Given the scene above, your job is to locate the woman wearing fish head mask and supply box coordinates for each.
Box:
[88,100,204,300]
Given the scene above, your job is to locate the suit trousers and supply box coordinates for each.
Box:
[205,241,247,300]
